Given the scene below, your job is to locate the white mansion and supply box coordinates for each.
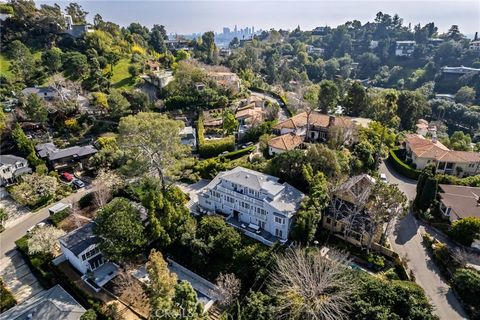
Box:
[197,167,304,246]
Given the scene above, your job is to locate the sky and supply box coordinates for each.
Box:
[36,0,480,36]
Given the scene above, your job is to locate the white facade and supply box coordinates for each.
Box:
[60,242,103,275]
[197,167,304,244]
[470,40,480,52]
[395,41,415,57]
[0,155,31,186]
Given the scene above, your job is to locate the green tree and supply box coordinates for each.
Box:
[62,52,89,81]
[305,144,341,178]
[451,268,480,311]
[118,113,187,189]
[240,291,275,320]
[396,90,430,130]
[65,2,88,24]
[80,309,97,320]
[8,40,36,85]
[172,280,204,319]
[357,52,381,78]
[318,80,339,114]
[41,47,63,74]
[146,249,177,315]
[94,197,146,261]
[344,81,368,116]
[223,109,238,136]
[107,89,131,118]
[449,217,480,246]
[149,24,167,53]
[455,86,476,105]
[442,131,472,151]
[21,94,48,123]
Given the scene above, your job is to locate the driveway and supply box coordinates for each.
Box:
[0,249,44,303]
[380,162,468,320]
[250,91,289,121]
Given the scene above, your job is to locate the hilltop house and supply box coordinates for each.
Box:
[268,111,371,154]
[404,134,480,177]
[395,41,416,57]
[197,167,304,246]
[0,285,86,320]
[415,119,437,137]
[36,143,97,171]
[58,222,119,291]
[63,14,92,38]
[207,71,241,94]
[0,155,31,186]
[322,174,383,248]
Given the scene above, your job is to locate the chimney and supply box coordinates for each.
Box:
[432,134,438,144]
[328,115,336,127]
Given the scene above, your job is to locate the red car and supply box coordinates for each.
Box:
[62,172,74,182]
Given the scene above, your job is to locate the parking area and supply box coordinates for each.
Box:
[0,249,44,303]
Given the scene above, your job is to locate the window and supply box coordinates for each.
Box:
[81,247,100,261]
[275,216,284,224]
[275,229,283,238]
[326,217,332,224]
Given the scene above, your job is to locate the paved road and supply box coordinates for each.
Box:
[0,186,95,257]
[379,162,468,320]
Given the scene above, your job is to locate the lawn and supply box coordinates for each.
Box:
[0,54,12,79]
[109,58,137,90]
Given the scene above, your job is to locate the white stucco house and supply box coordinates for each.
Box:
[0,155,31,186]
[197,167,304,246]
[395,41,416,57]
[404,134,480,177]
[58,222,119,291]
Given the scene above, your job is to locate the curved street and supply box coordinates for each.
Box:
[379,161,468,320]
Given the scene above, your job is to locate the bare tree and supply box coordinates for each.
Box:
[92,169,124,209]
[268,246,357,320]
[212,273,241,308]
[114,271,150,312]
[27,226,66,256]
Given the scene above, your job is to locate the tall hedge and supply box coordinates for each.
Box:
[197,113,235,158]
[387,149,421,180]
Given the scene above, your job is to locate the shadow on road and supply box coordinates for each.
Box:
[383,160,417,185]
[393,211,419,245]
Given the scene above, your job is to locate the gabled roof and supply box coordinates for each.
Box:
[267,133,304,151]
[0,155,27,166]
[35,143,97,161]
[439,184,480,221]
[405,134,480,163]
[273,111,369,131]
[0,285,85,320]
[59,222,97,256]
[334,174,376,204]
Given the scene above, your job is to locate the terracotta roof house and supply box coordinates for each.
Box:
[438,184,480,222]
[415,119,437,137]
[207,71,241,94]
[267,133,305,155]
[405,134,480,177]
[269,111,371,153]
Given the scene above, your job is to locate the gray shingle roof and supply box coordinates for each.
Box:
[0,285,85,320]
[0,155,27,165]
[35,143,97,161]
[59,222,97,256]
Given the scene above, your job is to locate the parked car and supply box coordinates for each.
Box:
[380,173,388,183]
[72,179,85,189]
[61,172,74,182]
[27,222,47,233]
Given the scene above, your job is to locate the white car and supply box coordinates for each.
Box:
[380,173,388,183]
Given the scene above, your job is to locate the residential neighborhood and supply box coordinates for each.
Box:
[0,1,480,320]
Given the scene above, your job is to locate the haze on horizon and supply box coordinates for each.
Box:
[36,0,480,37]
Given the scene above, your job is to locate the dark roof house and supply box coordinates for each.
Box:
[0,285,85,320]
[438,184,480,221]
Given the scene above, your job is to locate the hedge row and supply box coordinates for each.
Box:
[197,113,235,158]
[387,149,421,180]
[220,145,256,160]
[50,208,70,227]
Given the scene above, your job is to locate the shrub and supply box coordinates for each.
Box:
[220,146,256,160]
[0,278,16,312]
[197,113,235,158]
[367,253,386,270]
[449,217,480,246]
[79,193,94,209]
[50,208,70,226]
[452,268,480,317]
[388,149,421,179]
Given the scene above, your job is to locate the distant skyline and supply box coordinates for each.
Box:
[36,1,480,36]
